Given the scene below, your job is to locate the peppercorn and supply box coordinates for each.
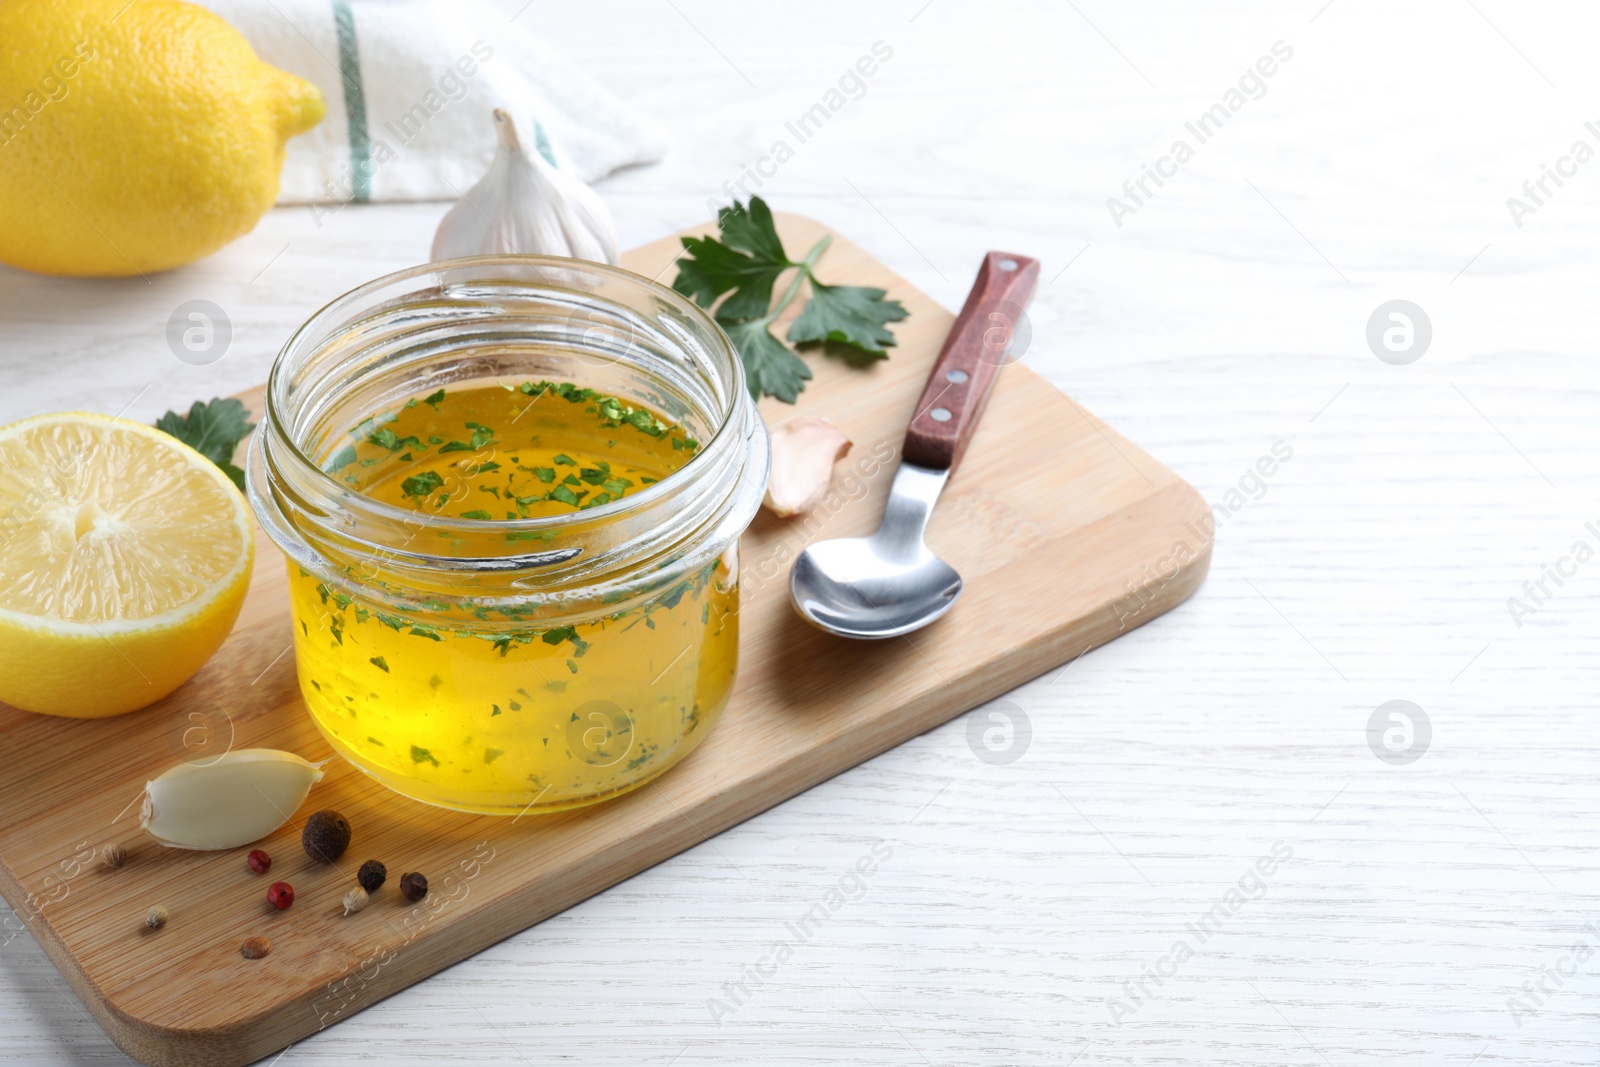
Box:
[144,905,168,929]
[247,849,272,874]
[302,810,351,863]
[240,935,272,960]
[342,887,369,916]
[267,881,295,910]
[398,872,428,902]
[102,844,126,870]
[356,859,386,893]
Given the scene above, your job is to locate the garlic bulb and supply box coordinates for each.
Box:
[763,417,853,517]
[140,749,325,850]
[432,109,620,265]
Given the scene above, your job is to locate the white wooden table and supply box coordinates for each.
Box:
[4,2,1599,1063]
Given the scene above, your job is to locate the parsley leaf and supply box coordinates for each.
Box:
[674,199,790,320]
[721,319,811,404]
[324,444,358,474]
[154,398,254,491]
[671,196,908,402]
[719,195,789,265]
[366,427,404,451]
[789,281,908,357]
[401,471,444,499]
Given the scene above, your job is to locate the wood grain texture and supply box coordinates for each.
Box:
[902,251,1039,472]
[8,3,1600,1062]
[0,215,1208,1067]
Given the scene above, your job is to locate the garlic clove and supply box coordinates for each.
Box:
[431,109,620,265]
[762,417,853,517]
[140,749,325,851]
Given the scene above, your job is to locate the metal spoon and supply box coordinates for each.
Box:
[790,251,1040,639]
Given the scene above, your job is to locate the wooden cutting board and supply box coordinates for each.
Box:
[0,214,1211,1067]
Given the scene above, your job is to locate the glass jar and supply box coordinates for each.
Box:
[247,256,768,815]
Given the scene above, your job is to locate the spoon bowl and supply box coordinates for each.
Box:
[791,464,962,639]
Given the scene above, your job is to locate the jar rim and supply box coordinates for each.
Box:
[247,253,769,620]
[260,254,746,540]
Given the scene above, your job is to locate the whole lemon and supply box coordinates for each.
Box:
[0,0,325,277]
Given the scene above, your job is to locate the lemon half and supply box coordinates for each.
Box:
[0,413,254,717]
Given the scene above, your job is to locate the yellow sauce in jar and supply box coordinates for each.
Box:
[286,381,738,813]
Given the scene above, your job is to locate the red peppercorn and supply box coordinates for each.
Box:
[247,849,272,874]
[267,881,295,910]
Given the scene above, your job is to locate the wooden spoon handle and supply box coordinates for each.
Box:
[901,251,1040,473]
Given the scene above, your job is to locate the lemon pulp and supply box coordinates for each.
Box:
[0,413,254,717]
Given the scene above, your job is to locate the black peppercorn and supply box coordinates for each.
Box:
[399,871,428,902]
[357,859,387,893]
[302,810,351,863]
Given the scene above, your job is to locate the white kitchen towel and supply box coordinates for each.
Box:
[197,0,666,204]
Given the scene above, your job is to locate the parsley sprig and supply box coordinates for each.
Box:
[673,197,909,402]
[155,398,254,491]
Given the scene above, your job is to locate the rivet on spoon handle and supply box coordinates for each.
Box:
[901,252,1041,473]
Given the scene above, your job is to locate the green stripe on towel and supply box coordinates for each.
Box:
[332,0,372,202]
[532,120,557,167]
